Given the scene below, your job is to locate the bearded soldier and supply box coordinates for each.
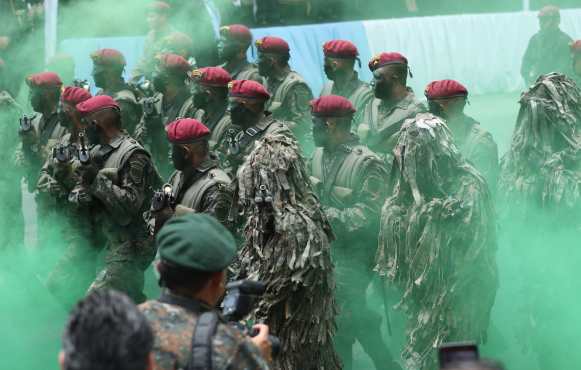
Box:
[425,79,499,191]
[218,24,262,83]
[320,40,373,126]
[228,80,340,370]
[308,95,400,370]
[375,113,497,370]
[359,52,426,166]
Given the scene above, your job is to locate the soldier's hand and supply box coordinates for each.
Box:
[68,187,92,206]
[81,164,100,185]
[250,324,273,363]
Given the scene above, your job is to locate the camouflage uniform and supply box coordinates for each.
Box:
[235,119,340,370]
[309,134,394,369]
[222,60,263,84]
[320,73,373,126]
[375,113,498,370]
[96,85,142,137]
[521,28,572,86]
[358,89,426,166]
[139,292,270,370]
[192,106,236,156]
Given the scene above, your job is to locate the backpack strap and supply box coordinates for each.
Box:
[188,311,219,370]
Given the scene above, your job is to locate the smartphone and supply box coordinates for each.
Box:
[438,342,479,368]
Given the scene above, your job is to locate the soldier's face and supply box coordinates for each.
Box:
[92,67,107,89]
[171,144,190,171]
[217,39,239,62]
[372,68,394,100]
[257,54,275,77]
[192,84,211,109]
[29,88,45,112]
[228,99,257,128]
[324,58,339,81]
[152,71,169,93]
[312,117,330,147]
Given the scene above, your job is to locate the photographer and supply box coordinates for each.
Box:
[139,213,272,370]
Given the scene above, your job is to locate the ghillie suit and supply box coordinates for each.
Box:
[236,131,341,370]
[375,113,498,370]
[499,73,581,225]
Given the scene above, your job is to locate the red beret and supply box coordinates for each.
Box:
[228,80,271,101]
[157,53,191,75]
[147,1,170,13]
[220,24,252,45]
[192,67,232,87]
[166,118,210,144]
[76,95,120,116]
[425,79,468,100]
[61,86,92,105]
[256,36,290,55]
[323,40,358,59]
[311,95,356,118]
[91,48,126,67]
[26,72,62,88]
[571,40,581,55]
[369,52,408,71]
[538,5,559,18]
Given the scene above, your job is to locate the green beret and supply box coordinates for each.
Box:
[156,214,236,272]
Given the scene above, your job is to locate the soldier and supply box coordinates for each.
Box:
[135,53,194,176]
[190,67,234,153]
[73,95,158,303]
[571,40,581,85]
[358,52,426,166]
[150,118,232,234]
[255,36,314,151]
[218,24,262,83]
[91,48,142,136]
[375,113,497,370]
[521,5,573,86]
[308,96,400,370]
[320,40,373,126]
[229,80,341,370]
[159,31,194,63]
[139,213,272,370]
[425,79,499,191]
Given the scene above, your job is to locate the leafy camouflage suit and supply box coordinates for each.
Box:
[139,291,270,370]
[233,115,341,370]
[376,113,497,370]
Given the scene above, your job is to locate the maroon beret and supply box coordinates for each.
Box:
[323,40,358,59]
[228,80,270,101]
[571,40,581,55]
[147,1,170,13]
[26,72,63,88]
[166,118,210,144]
[311,95,356,118]
[76,95,120,116]
[538,5,560,18]
[256,36,290,55]
[157,53,191,75]
[192,67,232,87]
[91,48,126,67]
[220,24,252,45]
[61,86,92,105]
[425,80,468,100]
[368,52,408,71]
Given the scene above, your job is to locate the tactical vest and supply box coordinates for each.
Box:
[320,81,371,110]
[33,113,67,156]
[112,89,139,106]
[169,167,231,212]
[209,114,232,150]
[235,65,259,81]
[266,71,309,116]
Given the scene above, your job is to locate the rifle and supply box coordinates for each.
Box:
[18,114,34,134]
[151,184,175,212]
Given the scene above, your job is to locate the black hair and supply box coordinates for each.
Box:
[158,259,215,292]
[62,289,153,370]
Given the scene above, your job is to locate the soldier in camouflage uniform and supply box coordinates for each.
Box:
[320,40,373,127]
[425,79,499,192]
[150,118,232,234]
[135,53,195,176]
[190,67,235,154]
[571,40,581,86]
[218,24,262,83]
[375,113,498,370]
[255,36,314,152]
[308,96,400,370]
[139,213,272,370]
[228,80,341,370]
[359,52,426,167]
[73,95,158,303]
[91,48,142,136]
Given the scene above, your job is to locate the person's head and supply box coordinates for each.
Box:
[442,360,505,370]
[538,5,560,32]
[59,289,154,370]
[90,49,126,89]
[46,53,75,85]
[166,118,211,171]
[425,79,469,120]
[571,40,581,77]
[26,72,63,113]
[255,36,291,77]
[160,32,194,60]
[218,24,253,63]
[190,67,232,110]
[152,53,191,94]
[59,86,92,131]
[310,95,355,148]
[369,52,410,100]
[155,213,237,306]
[227,79,271,128]
[322,39,359,82]
[146,1,170,32]
[76,95,122,145]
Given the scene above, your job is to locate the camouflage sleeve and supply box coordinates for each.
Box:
[353,88,374,128]
[198,182,233,227]
[214,324,270,370]
[285,83,313,133]
[89,152,150,226]
[118,100,143,137]
[470,134,499,193]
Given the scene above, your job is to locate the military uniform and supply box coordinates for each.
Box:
[223,60,262,83]
[320,73,372,126]
[193,106,235,154]
[218,25,263,84]
[96,85,142,137]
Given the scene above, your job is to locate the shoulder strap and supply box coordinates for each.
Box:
[183,169,230,211]
[113,89,138,105]
[350,83,371,109]
[188,311,219,370]
[311,147,324,181]
[320,81,334,97]
[178,97,195,118]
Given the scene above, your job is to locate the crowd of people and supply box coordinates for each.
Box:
[1,1,581,370]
